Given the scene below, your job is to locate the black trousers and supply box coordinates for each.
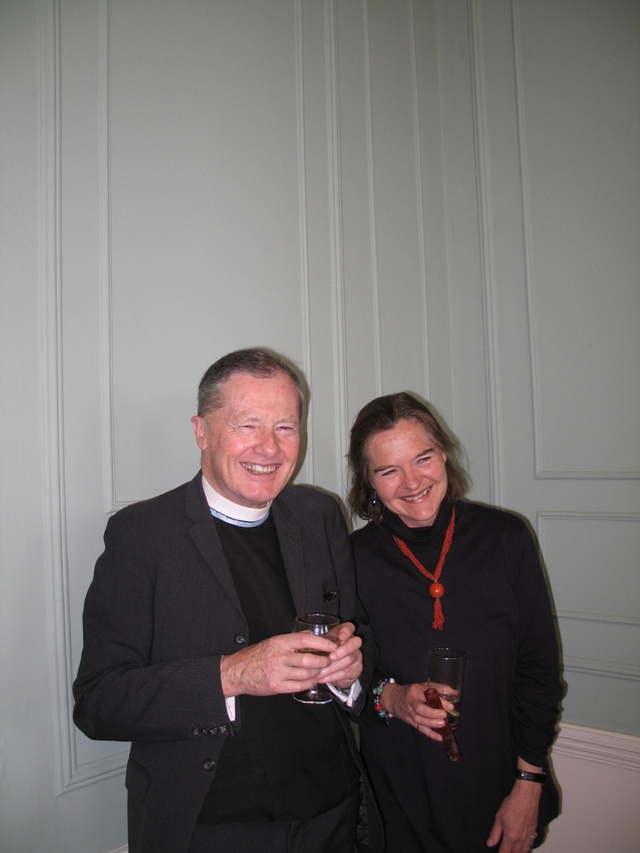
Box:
[188,790,360,853]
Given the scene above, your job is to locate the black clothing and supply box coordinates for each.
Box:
[73,474,381,853]
[352,499,562,853]
[189,790,360,853]
[199,515,358,824]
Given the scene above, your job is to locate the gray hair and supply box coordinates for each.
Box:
[197,349,304,417]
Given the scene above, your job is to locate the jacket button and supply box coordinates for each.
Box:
[234,633,247,645]
[203,759,216,771]
[191,727,200,737]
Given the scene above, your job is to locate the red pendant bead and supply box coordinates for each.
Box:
[392,507,456,629]
[429,582,445,599]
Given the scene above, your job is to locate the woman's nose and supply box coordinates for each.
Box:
[402,469,420,489]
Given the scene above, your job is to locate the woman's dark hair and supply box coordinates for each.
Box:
[347,392,469,523]
[197,348,304,417]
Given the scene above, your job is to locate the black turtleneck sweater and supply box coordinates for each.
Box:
[352,498,561,853]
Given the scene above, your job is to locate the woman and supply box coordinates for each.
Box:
[348,393,562,853]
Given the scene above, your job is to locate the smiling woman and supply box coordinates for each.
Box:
[347,392,562,853]
[367,420,449,528]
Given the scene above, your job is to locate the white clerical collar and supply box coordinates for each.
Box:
[201,474,271,527]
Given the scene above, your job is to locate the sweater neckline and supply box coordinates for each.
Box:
[382,497,455,544]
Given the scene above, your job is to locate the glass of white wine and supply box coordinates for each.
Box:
[427,647,466,730]
[292,613,340,704]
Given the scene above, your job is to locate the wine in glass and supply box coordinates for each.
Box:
[292,613,340,704]
[427,647,465,730]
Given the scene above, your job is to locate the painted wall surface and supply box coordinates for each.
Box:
[1,1,638,851]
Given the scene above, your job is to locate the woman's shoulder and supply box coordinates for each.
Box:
[351,519,385,548]
[457,499,531,536]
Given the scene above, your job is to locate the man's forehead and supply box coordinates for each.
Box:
[218,373,300,413]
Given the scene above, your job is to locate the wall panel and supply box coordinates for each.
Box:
[3,1,639,850]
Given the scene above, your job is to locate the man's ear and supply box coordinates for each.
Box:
[191,415,207,451]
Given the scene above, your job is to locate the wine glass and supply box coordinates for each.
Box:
[292,613,340,704]
[427,647,465,730]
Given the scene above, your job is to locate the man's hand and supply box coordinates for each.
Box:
[316,621,363,690]
[220,626,358,698]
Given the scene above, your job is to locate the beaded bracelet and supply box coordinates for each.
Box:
[373,677,395,722]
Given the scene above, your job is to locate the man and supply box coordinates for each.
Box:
[73,349,380,853]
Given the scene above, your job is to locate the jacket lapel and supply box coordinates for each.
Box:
[271,499,306,616]
[185,473,244,618]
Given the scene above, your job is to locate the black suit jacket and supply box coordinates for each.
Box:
[73,473,380,853]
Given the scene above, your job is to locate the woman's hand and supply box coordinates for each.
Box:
[380,681,452,741]
[486,766,542,852]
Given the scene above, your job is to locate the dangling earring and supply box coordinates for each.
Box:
[370,490,378,507]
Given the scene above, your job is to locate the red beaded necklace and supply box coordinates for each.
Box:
[392,506,456,630]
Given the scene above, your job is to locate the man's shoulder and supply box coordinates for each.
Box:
[111,475,198,525]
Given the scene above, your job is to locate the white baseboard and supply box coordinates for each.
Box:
[544,723,640,852]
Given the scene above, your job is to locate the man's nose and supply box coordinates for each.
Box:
[257,428,278,455]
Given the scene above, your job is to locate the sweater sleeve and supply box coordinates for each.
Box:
[509,523,562,765]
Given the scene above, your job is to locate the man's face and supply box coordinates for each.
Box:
[191,371,301,508]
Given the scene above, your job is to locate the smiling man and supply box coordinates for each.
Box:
[73,349,380,853]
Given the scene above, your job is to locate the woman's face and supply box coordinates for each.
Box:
[366,418,448,528]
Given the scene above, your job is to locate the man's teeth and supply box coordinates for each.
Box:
[404,487,431,502]
[243,463,277,474]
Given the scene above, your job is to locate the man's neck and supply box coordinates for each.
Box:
[201,474,271,524]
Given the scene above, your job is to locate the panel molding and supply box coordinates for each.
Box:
[557,609,640,628]
[538,510,640,685]
[294,0,313,482]
[407,0,430,402]
[101,0,121,515]
[468,0,504,507]
[362,0,382,397]
[562,654,640,683]
[552,722,640,773]
[42,0,129,792]
[511,0,640,482]
[41,0,74,796]
[323,0,349,497]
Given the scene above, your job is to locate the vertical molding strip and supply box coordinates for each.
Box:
[39,0,74,794]
[324,0,349,494]
[510,0,543,484]
[101,0,118,513]
[362,0,382,396]
[467,0,503,506]
[294,0,314,482]
[407,0,430,400]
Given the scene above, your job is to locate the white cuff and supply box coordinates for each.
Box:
[327,679,362,707]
